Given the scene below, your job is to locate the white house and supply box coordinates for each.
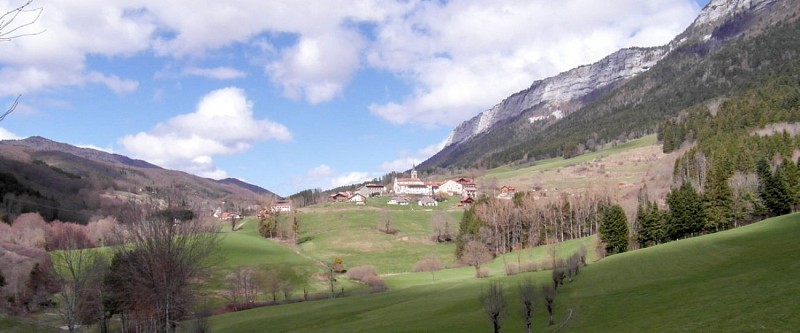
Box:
[349,193,368,204]
[438,180,464,196]
[271,200,292,212]
[387,196,410,205]
[393,168,440,196]
[418,196,438,207]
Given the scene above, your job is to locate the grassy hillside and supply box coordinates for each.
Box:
[297,198,463,274]
[206,213,800,332]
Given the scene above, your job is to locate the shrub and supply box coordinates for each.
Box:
[477,268,491,278]
[346,265,377,281]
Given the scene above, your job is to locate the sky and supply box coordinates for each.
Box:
[0,0,711,196]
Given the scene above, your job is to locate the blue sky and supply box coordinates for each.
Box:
[1,0,710,196]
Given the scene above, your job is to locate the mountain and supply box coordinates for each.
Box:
[0,136,277,224]
[215,177,278,197]
[424,0,800,170]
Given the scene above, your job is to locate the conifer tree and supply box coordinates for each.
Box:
[599,204,629,254]
[666,182,705,239]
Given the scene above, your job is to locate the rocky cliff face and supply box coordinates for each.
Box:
[443,0,777,148]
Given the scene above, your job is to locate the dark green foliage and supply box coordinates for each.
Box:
[153,208,195,222]
[666,183,706,240]
[455,205,482,258]
[703,163,734,232]
[599,204,629,254]
[757,158,792,216]
[635,200,666,248]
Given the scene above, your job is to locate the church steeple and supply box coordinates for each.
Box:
[410,164,418,179]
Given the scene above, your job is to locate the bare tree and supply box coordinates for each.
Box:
[542,284,556,326]
[480,281,506,333]
[518,279,536,333]
[431,211,454,242]
[1,1,45,123]
[379,209,397,234]
[110,217,220,333]
[51,227,100,333]
[412,254,443,282]
[461,240,493,278]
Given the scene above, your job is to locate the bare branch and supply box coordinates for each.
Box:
[1,95,20,122]
[0,0,45,41]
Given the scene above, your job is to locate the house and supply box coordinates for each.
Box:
[418,196,438,207]
[349,193,368,205]
[439,179,464,196]
[357,184,386,197]
[271,200,292,212]
[459,196,475,207]
[500,185,516,193]
[220,212,241,221]
[387,196,410,205]
[393,168,439,196]
[212,207,223,219]
[453,178,478,197]
[329,192,351,202]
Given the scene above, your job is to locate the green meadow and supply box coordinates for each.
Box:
[207,213,800,332]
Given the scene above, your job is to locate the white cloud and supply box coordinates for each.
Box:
[298,164,375,190]
[266,29,364,104]
[88,71,139,94]
[367,0,700,127]
[0,128,21,140]
[119,86,291,179]
[183,66,246,80]
[379,138,448,172]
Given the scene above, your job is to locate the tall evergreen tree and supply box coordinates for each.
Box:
[599,204,629,254]
[666,182,705,239]
[703,163,734,232]
[756,158,792,216]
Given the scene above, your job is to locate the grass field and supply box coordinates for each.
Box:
[206,213,800,332]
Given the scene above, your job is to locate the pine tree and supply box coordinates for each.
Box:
[703,163,734,232]
[666,182,705,240]
[599,204,629,254]
[757,158,791,216]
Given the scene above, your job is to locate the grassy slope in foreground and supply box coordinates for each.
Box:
[208,213,800,332]
[563,213,800,332]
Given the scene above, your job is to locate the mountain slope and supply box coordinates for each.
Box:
[423,0,800,170]
[0,136,276,223]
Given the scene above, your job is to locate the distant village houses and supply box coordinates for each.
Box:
[271,199,292,212]
[392,167,478,198]
[356,184,386,198]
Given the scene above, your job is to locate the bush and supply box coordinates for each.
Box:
[476,268,491,278]
[346,265,377,281]
[362,274,387,292]
[504,263,519,276]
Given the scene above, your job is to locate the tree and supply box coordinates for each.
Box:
[431,211,454,242]
[757,158,792,216]
[518,279,535,333]
[542,284,556,326]
[2,0,44,122]
[666,182,705,240]
[412,254,443,282]
[480,281,506,333]
[599,204,629,254]
[379,209,397,234]
[461,240,493,278]
[635,200,665,248]
[51,225,101,333]
[109,216,219,333]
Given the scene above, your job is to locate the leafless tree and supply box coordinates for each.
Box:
[379,209,397,234]
[225,267,261,310]
[461,240,493,278]
[110,217,220,333]
[480,281,506,333]
[2,1,45,123]
[51,228,101,333]
[262,270,282,303]
[431,211,454,242]
[542,284,556,326]
[518,279,536,333]
[412,254,443,282]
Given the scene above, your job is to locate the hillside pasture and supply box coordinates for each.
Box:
[207,213,800,332]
